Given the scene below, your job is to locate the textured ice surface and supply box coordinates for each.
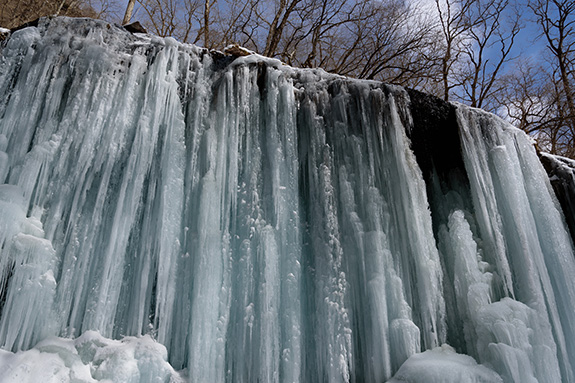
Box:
[387,344,503,383]
[0,17,574,383]
[0,331,183,382]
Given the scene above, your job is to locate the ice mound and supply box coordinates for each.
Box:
[387,344,502,383]
[0,331,184,383]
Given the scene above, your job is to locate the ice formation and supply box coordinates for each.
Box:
[540,153,575,244]
[0,16,574,382]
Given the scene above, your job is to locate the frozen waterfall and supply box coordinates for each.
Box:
[0,17,574,383]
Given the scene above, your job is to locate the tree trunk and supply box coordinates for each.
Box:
[204,0,211,47]
[122,0,137,25]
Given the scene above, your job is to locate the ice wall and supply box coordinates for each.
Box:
[0,17,574,383]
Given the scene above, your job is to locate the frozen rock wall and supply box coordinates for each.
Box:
[540,153,575,244]
[0,17,574,383]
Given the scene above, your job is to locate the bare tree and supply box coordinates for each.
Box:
[203,0,442,89]
[457,0,522,110]
[430,0,524,112]
[433,0,477,101]
[262,0,303,57]
[135,0,201,42]
[130,0,443,90]
[200,0,214,46]
[122,0,136,24]
[497,58,575,158]
[531,0,575,145]
[0,0,98,28]
[284,0,427,88]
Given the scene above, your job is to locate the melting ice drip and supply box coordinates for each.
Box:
[0,17,574,383]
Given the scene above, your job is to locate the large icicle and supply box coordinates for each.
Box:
[454,106,575,382]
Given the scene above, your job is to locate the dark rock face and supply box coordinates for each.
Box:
[405,89,466,183]
[404,89,477,354]
[404,87,575,250]
[540,153,575,245]
[9,17,40,32]
[403,88,474,229]
[123,21,147,34]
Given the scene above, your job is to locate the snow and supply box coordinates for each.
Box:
[542,152,575,172]
[0,16,574,383]
[387,344,503,383]
[0,331,184,382]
